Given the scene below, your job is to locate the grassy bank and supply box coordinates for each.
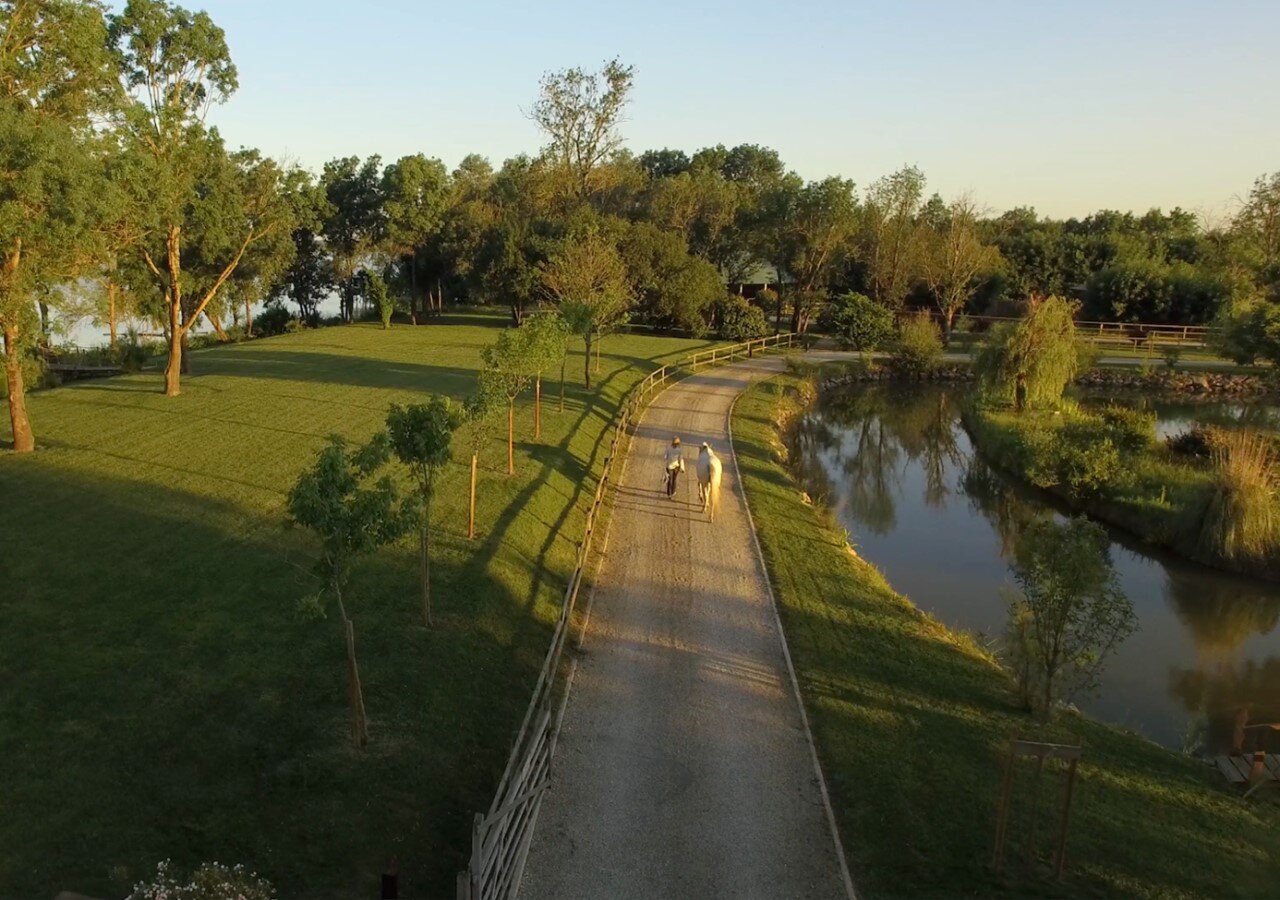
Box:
[962,404,1280,581]
[731,370,1280,898]
[0,316,714,898]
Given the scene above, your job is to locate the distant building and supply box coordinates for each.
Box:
[727,263,790,300]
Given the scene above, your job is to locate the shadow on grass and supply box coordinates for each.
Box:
[0,462,551,900]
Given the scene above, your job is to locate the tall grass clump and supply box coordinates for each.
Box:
[886,311,943,376]
[1197,429,1279,562]
[974,295,1080,410]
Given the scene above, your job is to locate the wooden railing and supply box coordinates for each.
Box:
[456,362,677,900]
[684,331,800,370]
[943,313,1211,350]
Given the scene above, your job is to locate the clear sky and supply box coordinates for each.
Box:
[157,0,1278,220]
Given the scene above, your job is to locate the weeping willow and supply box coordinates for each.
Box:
[975,296,1080,410]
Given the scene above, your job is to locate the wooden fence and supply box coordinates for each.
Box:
[944,313,1211,350]
[456,333,799,900]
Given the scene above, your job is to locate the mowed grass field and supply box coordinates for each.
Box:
[732,371,1280,898]
[0,314,715,898]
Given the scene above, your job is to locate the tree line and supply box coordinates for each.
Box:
[4,1,1279,455]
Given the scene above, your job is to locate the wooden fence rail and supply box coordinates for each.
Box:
[457,333,800,900]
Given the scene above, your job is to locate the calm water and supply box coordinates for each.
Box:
[794,384,1280,752]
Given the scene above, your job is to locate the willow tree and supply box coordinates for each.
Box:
[1,0,119,452]
[539,233,631,390]
[975,295,1080,411]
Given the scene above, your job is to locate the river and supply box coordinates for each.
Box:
[793,383,1280,753]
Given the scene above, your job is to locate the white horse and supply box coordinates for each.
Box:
[696,443,723,521]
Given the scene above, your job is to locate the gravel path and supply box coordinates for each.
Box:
[520,356,849,900]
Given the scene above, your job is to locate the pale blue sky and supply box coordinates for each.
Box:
[164,0,1277,219]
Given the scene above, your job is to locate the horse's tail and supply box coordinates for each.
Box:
[708,463,722,521]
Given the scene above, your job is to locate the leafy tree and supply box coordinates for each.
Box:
[321,154,384,320]
[479,326,534,475]
[1,0,118,452]
[1232,171,1280,293]
[919,195,1001,339]
[887,312,943,376]
[716,294,769,341]
[382,153,449,320]
[1004,517,1136,719]
[862,165,927,308]
[286,434,413,748]
[363,269,397,329]
[975,295,1080,410]
[386,398,464,627]
[109,0,295,395]
[530,57,633,200]
[767,176,859,332]
[270,172,333,324]
[638,147,691,178]
[522,312,569,436]
[618,222,721,333]
[539,231,632,389]
[1211,292,1280,366]
[462,384,503,539]
[820,292,895,350]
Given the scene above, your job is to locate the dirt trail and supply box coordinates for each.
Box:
[520,356,849,900]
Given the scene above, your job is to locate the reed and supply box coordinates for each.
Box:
[1197,429,1279,562]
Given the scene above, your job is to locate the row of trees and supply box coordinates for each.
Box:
[5,1,1278,455]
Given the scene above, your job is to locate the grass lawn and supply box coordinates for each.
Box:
[0,314,714,899]
[732,370,1280,898]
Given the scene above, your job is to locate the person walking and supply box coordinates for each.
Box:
[663,436,685,498]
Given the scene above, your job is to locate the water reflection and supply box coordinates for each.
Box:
[796,383,1280,750]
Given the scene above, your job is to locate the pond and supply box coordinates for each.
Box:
[793,383,1280,753]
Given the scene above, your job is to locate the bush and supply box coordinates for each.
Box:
[253,303,295,336]
[1025,422,1124,499]
[886,312,942,376]
[1097,405,1156,453]
[819,292,894,351]
[128,860,275,900]
[1211,293,1280,366]
[717,294,770,342]
[1167,425,1223,460]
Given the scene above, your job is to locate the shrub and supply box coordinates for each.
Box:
[717,294,770,342]
[1097,405,1156,453]
[253,303,294,336]
[1025,422,1124,499]
[887,312,942,376]
[820,292,894,351]
[1195,429,1279,563]
[129,860,275,900]
[1167,425,1223,460]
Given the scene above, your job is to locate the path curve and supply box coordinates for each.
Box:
[520,355,850,900]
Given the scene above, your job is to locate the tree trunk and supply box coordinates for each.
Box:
[507,402,514,475]
[534,376,541,440]
[245,297,253,337]
[37,300,50,346]
[3,323,34,453]
[468,452,478,539]
[595,335,601,374]
[163,226,184,396]
[207,311,230,342]
[420,484,432,627]
[107,281,119,348]
[164,303,183,397]
[343,614,370,748]
[583,334,592,390]
[559,358,566,412]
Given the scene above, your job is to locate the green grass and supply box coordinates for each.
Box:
[0,314,715,899]
[732,371,1280,898]
[964,406,1280,580]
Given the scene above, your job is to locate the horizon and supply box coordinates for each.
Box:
[171,0,1280,222]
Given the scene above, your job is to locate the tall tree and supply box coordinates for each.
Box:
[768,176,859,332]
[1233,171,1280,294]
[321,154,384,321]
[530,57,633,200]
[0,0,118,452]
[109,0,294,396]
[479,326,534,475]
[539,231,632,389]
[919,195,1002,339]
[862,165,927,308]
[382,153,449,320]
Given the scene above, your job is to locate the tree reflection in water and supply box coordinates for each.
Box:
[795,379,1280,751]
